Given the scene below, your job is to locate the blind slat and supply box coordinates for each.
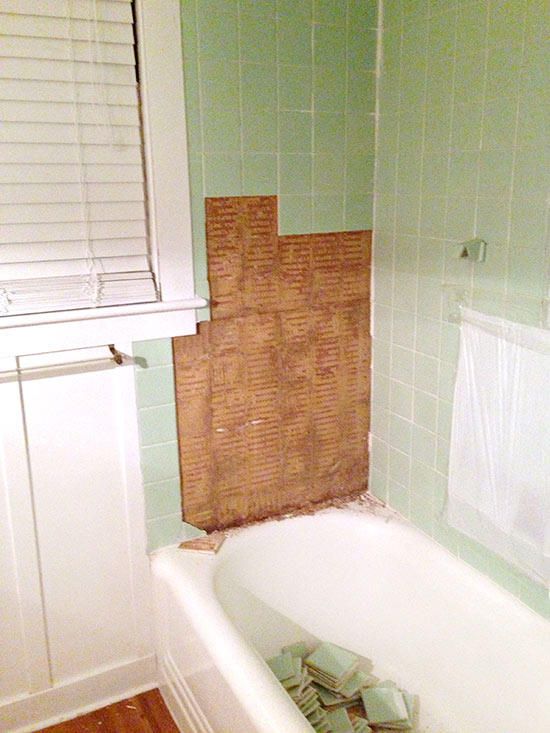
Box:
[0,182,145,204]
[0,121,140,145]
[2,238,149,264]
[0,100,140,125]
[0,15,134,43]
[0,164,144,184]
[1,143,142,165]
[0,256,151,279]
[0,220,147,245]
[1,36,135,65]
[0,0,133,22]
[1,201,146,225]
[0,58,136,85]
[0,79,137,105]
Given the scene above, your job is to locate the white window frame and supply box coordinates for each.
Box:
[0,0,206,357]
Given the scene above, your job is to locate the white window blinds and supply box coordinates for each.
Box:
[0,0,158,315]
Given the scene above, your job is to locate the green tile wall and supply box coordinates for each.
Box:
[132,339,182,551]
[181,0,379,304]
[372,0,550,618]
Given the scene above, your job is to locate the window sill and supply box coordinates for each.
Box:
[0,297,208,357]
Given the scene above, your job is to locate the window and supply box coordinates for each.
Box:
[0,0,204,356]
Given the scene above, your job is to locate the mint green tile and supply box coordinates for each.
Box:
[389,447,411,486]
[519,579,550,620]
[279,111,312,153]
[312,194,344,231]
[412,424,437,466]
[241,63,278,110]
[395,193,421,234]
[314,0,346,25]
[348,27,378,71]
[371,435,389,472]
[475,197,510,243]
[139,404,178,447]
[427,10,458,58]
[451,100,483,150]
[146,514,183,552]
[391,344,415,385]
[314,112,345,155]
[313,152,345,193]
[413,353,438,395]
[240,0,276,17]
[203,107,241,152]
[133,339,174,367]
[346,114,375,156]
[488,0,527,49]
[243,109,278,152]
[369,466,388,503]
[507,247,545,296]
[483,95,518,150]
[280,154,312,194]
[419,196,446,237]
[392,309,416,349]
[314,23,346,66]
[510,194,547,249]
[447,150,480,197]
[144,478,181,521]
[389,479,410,516]
[478,149,514,197]
[445,197,476,241]
[277,0,312,19]
[277,13,312,64]
[456,1,488,54]
[414,389,438,433]
[346,155,375,194]
[421,152,448,196]
[203,153,242,196]
[423,103,452,151]
[345,194,373,230]
[437,399,453,441]
[240,11,277,63]
[390,380,414,420]
[278,64,312,110]
[136,365,176,408]
[198,10,239,60]
[518,100,547,148]
[390,413,413,454]
[409,494,434,535]
[425,55,454,108]
[243,154,278,194]
[313,64,347,111]
[278,195,313,234]
[384,0,403,27]
[141,441,180,484]
[200,58,240,108]
[454,51,486,104]
[513,148,550,194]
[346,69,376,115]
[486,45,522,99]
[348,0,378,27]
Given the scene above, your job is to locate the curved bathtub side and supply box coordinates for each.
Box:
[150,549,313,733]
[213,509,550,733]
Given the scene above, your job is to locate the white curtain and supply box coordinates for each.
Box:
[447,308,550,586]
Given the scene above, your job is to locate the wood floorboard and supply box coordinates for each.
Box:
[39,689,179,733]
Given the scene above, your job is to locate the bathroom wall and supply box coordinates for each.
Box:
[135,0,379,549]
[371,0,549,618]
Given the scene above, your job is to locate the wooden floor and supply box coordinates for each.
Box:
[40,689,179,733]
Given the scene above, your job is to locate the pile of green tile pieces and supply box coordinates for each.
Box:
[266,641,417,733]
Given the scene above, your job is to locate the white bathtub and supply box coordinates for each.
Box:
[151,506,550,733]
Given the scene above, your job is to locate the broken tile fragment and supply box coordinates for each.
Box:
[361,687,410,728]
[266,651,295,681]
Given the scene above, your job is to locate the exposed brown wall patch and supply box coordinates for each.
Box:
[174,196,371,531]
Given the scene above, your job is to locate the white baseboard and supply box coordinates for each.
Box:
[1,655,158,733]
[158,652,213,733]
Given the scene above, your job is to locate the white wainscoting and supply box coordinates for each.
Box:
[0,344,157,732]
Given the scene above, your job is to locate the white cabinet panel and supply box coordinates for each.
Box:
[20,350,152,683]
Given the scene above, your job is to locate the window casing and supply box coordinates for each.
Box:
[0,0,205,357]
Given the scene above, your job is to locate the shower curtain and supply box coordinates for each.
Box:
[447,308,550,586]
